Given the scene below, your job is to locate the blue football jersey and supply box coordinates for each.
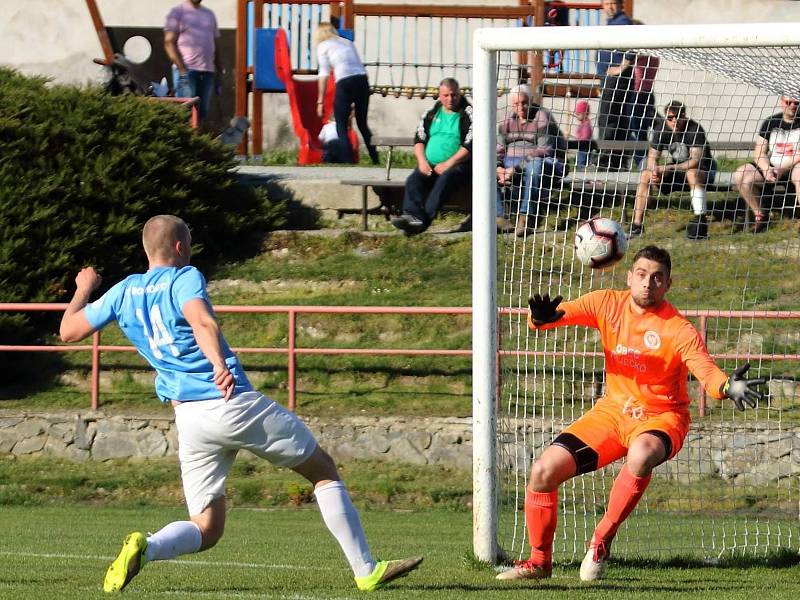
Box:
[83,266,252,402]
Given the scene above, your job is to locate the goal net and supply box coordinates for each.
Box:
[471,22,800,565]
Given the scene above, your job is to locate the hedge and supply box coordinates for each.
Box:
[0,67,284,345]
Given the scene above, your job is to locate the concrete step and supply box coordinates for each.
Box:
[235,165,413,215]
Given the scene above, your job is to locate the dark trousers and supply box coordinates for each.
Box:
[626,90,656,166]
[597,75,632,142]
[333,74,377,164]
[403,162,472,225]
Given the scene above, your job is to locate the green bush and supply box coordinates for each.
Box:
[0,67,284,340]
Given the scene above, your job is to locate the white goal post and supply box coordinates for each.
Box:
[472,22,800,564]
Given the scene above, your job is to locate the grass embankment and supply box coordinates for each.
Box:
[4,192,800,419]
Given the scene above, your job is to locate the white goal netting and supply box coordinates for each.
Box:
[474,25,800,564]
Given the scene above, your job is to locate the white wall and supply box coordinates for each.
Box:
[2,1,799,148]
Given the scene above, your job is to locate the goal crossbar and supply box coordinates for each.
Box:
[474,22,800,51]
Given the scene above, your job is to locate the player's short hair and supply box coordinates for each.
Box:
[632,245,671,276]
[143,215,191,260]
[664,100,686,119]
[439,77,460,92]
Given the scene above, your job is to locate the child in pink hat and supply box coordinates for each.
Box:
[572,100,594,168]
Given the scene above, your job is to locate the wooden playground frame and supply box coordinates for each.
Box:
[85,0,634,155]
[234,0,633,155]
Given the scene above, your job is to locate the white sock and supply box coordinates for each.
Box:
[145,521,202,562]
[314,480,375,578]
[691,187,707,215]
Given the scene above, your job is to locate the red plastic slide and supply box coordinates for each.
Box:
[273,29,358,165]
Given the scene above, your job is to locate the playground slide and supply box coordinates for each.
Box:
[273,29,358,165]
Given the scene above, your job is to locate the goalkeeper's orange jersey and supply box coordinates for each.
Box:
[528,289,728,413]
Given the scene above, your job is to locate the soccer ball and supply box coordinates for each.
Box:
[574,217,627,269]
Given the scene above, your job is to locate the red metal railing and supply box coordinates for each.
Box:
[1,303,797,416]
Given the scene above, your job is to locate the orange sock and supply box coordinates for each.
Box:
[525,488,558,566]
[592,464,651,545]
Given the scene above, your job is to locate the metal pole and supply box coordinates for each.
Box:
[471,33,498,565]
[91,331,101,410]
[698,315,707,417]
[253,0,265,156]
[288,308,297,410]
[235,0,249,155]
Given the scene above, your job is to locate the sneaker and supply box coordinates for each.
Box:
[403,216,427,236]
[390,214,410,230]
[496,217,515,233]
[103,531,147,593]
[495,558,552,580]
[451,215,472,233]
[686,214,708,240]
[355,556,423,591]
[579,540,609,582]
[515,214,536,238]
[391,213,426,234]
[752,212,769,234]
[629,223,644,238]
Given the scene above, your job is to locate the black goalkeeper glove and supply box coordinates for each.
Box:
[721,363,767,410]
[528,293,565,326]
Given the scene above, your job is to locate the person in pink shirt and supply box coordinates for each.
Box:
[164,0,221,123]
[570,100,594,168]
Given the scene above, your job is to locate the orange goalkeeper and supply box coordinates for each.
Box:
[496,245,767,583]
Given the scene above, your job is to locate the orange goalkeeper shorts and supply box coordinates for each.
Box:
[555,396,690,474]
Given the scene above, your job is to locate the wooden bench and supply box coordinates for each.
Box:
[569,140,755,193]
[342,138,760,231]
[562,140,794,228]
[338,177,406,230]
[344,136,471,231]
[337,137,415,231]
[371,135,417,180]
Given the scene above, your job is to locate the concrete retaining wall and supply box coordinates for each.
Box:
[0,410,474,470]
[3,410,798,485]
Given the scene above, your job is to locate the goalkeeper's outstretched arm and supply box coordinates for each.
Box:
[682,327,768,410]
[526,290,607,332]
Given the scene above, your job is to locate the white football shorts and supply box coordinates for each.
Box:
[174,391,317,515]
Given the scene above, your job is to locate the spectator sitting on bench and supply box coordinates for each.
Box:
[496,84,568,237]
[733,94,800,233]
[391,78,472,235]
[568,99,594,169]
[630,101,716,240]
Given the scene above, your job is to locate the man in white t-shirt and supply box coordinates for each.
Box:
[164,0,220,123]
[734,95,800,232]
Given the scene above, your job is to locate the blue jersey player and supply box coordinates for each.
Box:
[60,215,422,593]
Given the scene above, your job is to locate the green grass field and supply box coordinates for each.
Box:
[1,505,799,599]
[0,456,797,598]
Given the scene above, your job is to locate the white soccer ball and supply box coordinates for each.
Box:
[574,217,627,269]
